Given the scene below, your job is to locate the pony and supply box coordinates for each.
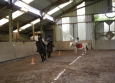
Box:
[69,41,88,55]
[46,41,55,58]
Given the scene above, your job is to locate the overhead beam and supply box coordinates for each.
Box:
[0,5,7,12]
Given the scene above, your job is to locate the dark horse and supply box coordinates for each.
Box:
[36,41,46,62]
[47,41,55,58]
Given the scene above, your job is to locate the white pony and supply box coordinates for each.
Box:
[69,41,88,55]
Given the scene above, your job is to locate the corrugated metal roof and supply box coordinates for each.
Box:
[0,0,112,34]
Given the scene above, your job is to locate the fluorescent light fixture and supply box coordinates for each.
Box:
[47,0,72,15]
[12,10,24,19]
[13,24,31,33]
[13,30,17,33]
[20,23,31,30]
[14,18,40,33]
[31,19,40,24]
[13,29,21,33]
[47,7,60,15]
[22,0,34,4]
[0,18,8,26]
[59,0,72,8]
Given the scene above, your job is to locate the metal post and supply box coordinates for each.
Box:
[53,22,56,42]
[17,21,20,42]
[32,24,35,40]
[9,0,13,42]
[40,17,43,36]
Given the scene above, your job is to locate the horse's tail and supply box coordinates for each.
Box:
[85,43,88,50]
[86,45,88,50]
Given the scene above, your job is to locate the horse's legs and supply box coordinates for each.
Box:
[40,52,46,62]
[47,52,49,58]
[82,44,87,55]
[47,52,51,58]
[74,47,77,54]
[49,52,52,58]
[40,54,44,62]
[81,48,85,55]
[43,53,46,60]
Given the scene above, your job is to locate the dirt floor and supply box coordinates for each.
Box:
[0,50,115,83]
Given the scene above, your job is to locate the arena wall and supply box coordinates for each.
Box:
[0,40,115,62]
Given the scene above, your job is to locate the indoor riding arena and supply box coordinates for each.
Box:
[0,0,115,83]
[0,50,115,83]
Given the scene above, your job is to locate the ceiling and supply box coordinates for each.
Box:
[0,0,104,34]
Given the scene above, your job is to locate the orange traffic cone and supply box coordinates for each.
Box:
[31,58,35,64]
[58,51,61,56]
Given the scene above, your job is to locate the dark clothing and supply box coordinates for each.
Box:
[36,39,46,54]
[47,37,52,43]
[36,35,46,62]
[46,41,55,58]
[36,38,46,62]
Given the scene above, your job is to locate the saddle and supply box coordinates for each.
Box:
[76,44,82,48]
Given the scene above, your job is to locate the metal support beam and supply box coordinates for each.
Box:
[32,24,35,40]
[40,17,43,36]
[9,0,13,42]
[9,8,13,42]
[53,22,56,42]
[17,21,20,42]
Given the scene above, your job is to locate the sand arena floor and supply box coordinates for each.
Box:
[0,50,115,83]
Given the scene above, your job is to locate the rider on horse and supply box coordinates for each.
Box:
[36,34,46,62]
[75,37,88,50]
[75,37,81,48]
[46,36,55,58]
[46,36,52,47]
[47,36,52,43]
